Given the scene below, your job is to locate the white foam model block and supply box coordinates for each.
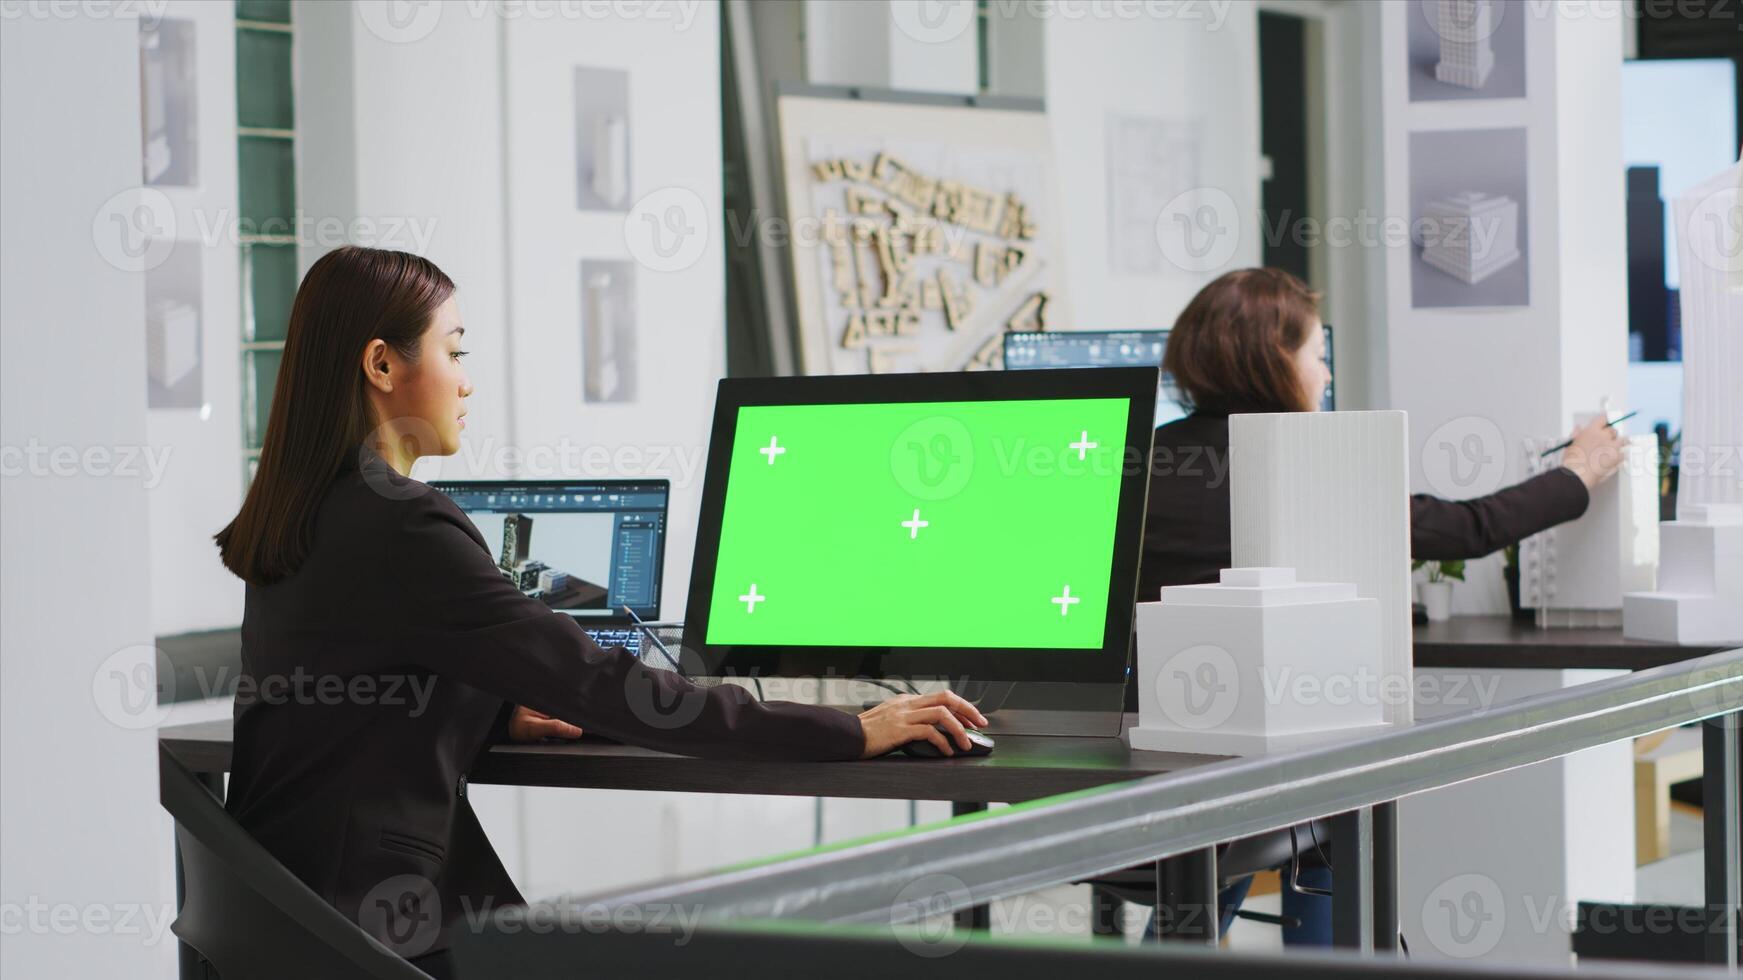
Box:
[1670,158,1743,516]
[1229,411,1413,725]
[1625,506,1743,644]
[1521,432,1659,613]
[1623,157,1743,644]
[1128,567,1385,756]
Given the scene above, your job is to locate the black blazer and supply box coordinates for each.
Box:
[223,448,864,958]
[1139,403,1592,601]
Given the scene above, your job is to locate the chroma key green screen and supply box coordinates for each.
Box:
[703,398,1131,649]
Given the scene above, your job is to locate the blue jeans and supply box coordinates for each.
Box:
[1143,863,1332,946]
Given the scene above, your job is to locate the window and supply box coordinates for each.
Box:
[235,0,296,483]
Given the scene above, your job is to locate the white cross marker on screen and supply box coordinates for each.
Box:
[1069,431,1098,461]
[1051,585,1081,616]
[739,585,766,612]
[759,436,786,465]
[901,508,929,540]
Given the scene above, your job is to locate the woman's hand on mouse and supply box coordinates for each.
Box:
[1561,416,1626,490]
[507,705,584,742]
[857,690,988,758]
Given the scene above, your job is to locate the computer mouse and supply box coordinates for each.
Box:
[900,727,995,758]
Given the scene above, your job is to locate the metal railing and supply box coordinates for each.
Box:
[560,648,1743,965]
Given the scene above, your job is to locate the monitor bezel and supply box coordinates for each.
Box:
[682,368,1157,684]
[1005,326,1336,411]
[427,478,672,625]
[1002,329,1171,373]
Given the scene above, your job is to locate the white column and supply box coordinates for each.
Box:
[2,10,174,978]
[1377,3,1640,962]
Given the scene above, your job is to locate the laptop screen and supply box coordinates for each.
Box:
[430,480,670,622]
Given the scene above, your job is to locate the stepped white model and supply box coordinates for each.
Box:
[1130,567,1384,756]
[1624,158,1743,644]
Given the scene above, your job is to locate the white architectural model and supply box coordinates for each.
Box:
[1229,411,1414,726]
[1520,427,1659,627]
[1422,191,1521,284]
[1130,567,1384,756]
[146,297,198,390]
[1625,158,1743,643]
[1434,0,1496,90]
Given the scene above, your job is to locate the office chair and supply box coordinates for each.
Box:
[1084,822,1334,937]
[160,745,429,980]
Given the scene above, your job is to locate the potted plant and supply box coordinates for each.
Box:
[1414,559,1465,622]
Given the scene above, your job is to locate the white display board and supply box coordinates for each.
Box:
[777,93,1070,375]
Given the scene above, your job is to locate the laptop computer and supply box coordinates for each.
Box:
[430,478,670,658]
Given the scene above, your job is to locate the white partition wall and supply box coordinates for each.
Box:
[1230,411,1413,726]
[1,11,175,978]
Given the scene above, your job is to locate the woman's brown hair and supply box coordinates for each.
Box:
[215,246,455,585]
[1161,267,1321,414]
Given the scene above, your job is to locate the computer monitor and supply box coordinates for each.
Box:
[430,479,670,623]
[1003,325,1337,414]
[682,369,1158,685]
[1004,330,1185,425]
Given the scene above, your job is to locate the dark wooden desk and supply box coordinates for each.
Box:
[161,716,1238,963]
[1412,616,1729,671]
[157,716,1225,804]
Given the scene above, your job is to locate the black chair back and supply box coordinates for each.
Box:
[160,745,428,980]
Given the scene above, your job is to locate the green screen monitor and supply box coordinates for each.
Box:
[682,368,1157,685]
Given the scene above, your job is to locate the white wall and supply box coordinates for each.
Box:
[806,0,978,95]
[1,10,177,977]
[1045,2,1265,330]
[145,1,245,636]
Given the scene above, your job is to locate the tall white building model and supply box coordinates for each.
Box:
[1422,191,1521,284]
[1624,158,1743,644]
[1434,0,1496,90]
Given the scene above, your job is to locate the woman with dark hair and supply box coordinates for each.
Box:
[1139,267,1625,945]
[215,246,984,977]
